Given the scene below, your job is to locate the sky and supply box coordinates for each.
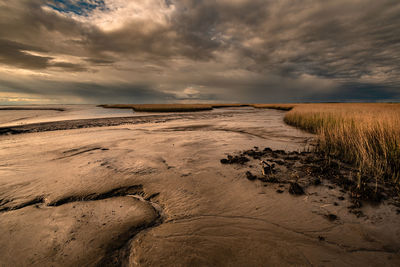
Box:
[0,0,400,104]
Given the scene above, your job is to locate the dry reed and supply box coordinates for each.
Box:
[283,103,400,186]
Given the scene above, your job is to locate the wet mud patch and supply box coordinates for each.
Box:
[48,184,145,206]
[220,147,400,218]
[0,195,45,212]
[55,146,109,160]
[0,184,164,266]
[0,184,159,212]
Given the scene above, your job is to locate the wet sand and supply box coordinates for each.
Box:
[0,105,136,127]
[0,106,399,266]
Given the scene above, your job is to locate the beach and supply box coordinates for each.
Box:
[0,105,399,266]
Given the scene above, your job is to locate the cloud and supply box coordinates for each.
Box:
[0,39,52,69]
[0,0,399,103]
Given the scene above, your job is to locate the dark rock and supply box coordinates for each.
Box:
[246,171,257,181]
[289,182,304,195]
[259,177,280,183]
[272,160,285,165]
[276,189,284,194]
[338,196,345,200]
[234,156,250,164]
[243,150,264,159]
[325,214,338,221]
[220,159,229,164]
[285,155,300,161]
[318,236,325,241]
[220,155,249,165]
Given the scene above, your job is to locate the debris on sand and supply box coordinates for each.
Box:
[220,146,400,216]
[220,158,229,164]
[243,149,264,159]
[258,176,280,183]
[349,200,362,209]
[246,171,257,181]
[220,155,249,165]
[349,209,364,218]
[350,183,384,203]
[261,160,275,176]
[325,214,338,221]
[289,182,305,195]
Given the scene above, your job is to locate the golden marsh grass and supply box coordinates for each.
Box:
[283,103,400,186]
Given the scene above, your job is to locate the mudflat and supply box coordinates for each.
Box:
[0,106,399,266]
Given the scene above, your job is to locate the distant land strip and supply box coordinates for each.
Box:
[99,103,294,112]
[0,107,66,111]
[0,111,242,136]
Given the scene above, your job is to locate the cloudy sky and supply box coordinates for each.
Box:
[0,0,399,104]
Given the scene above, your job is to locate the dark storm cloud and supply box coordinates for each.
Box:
[0,0,399,103]
[0,39,88,72]
[51,62,88,72]
[84,58,115,65]
[0,39,52,69]
[1,77,176,104]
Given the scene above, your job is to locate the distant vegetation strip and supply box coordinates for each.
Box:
[278,103,400,190]
[99,103,252,112]
[99,103,295,112]
[252,104,294,111]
